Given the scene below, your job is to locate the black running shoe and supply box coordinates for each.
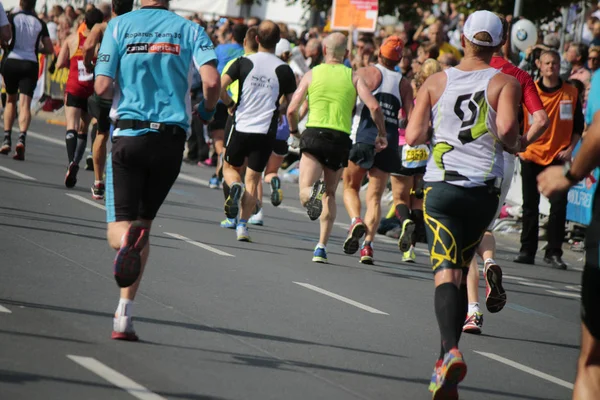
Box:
[114,221,149,288]
[13,136,25,161]
[270,176,283,206]
[0,136,10,155]
[85,155,94,171]
[224,183,244,219]
[91,182,105,200]
[65,162,79,188]
[306,180,325,221]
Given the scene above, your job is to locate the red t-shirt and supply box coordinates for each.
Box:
[490,56,544,114]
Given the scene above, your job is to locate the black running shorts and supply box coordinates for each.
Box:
[300,127,352,171]
[1,59,39,97]
[224,114,235,146]
[392,145,429,177]
[225,128,275,172]
[87,95,112,133]
[208,103,228,132]
[348,142,402,173]
[582,197,600,340]
[66,92,89,111]
[423,181,499,274]
[272,139,288,156]
[106,132,185,222]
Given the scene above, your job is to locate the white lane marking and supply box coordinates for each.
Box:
[26,130,64,146]
[0,305,12,313]
[66,193,106,211]
[177,172,209,187]
[164,232,234,257]
[278,204,307,216]
[67,355,167,400]
[474,351,574,390]
[0,165,36,181]
[293,282,388,315]
[503,275,527,281]
[547,290,581,299]
[565,285,582,291]
[516,281,554,289]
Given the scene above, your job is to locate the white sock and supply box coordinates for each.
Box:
[115,298,133,318]
[484,258,496,267]
[95,180,104,185]
[468,302,480,315]
[351,217,358,225]
[316,243,326,249]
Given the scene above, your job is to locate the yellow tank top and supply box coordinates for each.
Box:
[306,63,356,134]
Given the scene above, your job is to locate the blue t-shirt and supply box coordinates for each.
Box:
[95,7,217,137]
[586,70,600,125]
[215,43,244,74]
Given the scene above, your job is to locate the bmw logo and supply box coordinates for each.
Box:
[516,29,528,41]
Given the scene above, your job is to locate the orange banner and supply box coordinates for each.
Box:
[330,0,378,32]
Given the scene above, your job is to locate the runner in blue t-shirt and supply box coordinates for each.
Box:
[94,0,220,341]
[538,69,600,397]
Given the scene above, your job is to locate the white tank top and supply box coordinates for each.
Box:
[351,64,402,145]
[424,67,503,187]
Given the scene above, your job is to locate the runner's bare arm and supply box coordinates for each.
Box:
[83,23,104,72]
[354,74,385,138]
[525,109,549,146]
[286,70,312,136]
[0,24,11,45]
[40,36,54,55]
[220,74,234,106]
[405,74,434,146]
[495,75,522,151]
[200,61,220,112]
[56,35,73,69]
[399,77,414,121]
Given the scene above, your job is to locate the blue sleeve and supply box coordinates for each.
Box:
[95,20,120,79]
[586,71,600,125]
[192,26,217,69]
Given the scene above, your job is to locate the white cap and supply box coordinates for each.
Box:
[276,39,291,57]
[463,10,503,47]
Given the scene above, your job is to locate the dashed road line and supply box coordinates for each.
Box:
[67,355,167,400]
[177,173,209,187]
[66,193,106,211]
[515,281,554,289]
[0,165,36,180]
[294,282,388,315]
[474,351,574,390]
[26,130,64,146]
[546,290,581,299]
[0,305,12,313]
[164,232,235,257]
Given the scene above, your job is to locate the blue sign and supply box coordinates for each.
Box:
[566,140,599,226]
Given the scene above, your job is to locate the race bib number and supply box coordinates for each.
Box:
[402,144,430,169]
[559,100,573,121]
[77,60,93,82]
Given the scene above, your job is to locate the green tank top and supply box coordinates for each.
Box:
[306,63,356,134]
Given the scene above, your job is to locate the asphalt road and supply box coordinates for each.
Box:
[0,117,584,400]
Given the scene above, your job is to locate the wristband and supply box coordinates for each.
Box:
[289,128,299,135]
[197,99,216,121]
[563,163,582,184]
[226,100,236,109]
